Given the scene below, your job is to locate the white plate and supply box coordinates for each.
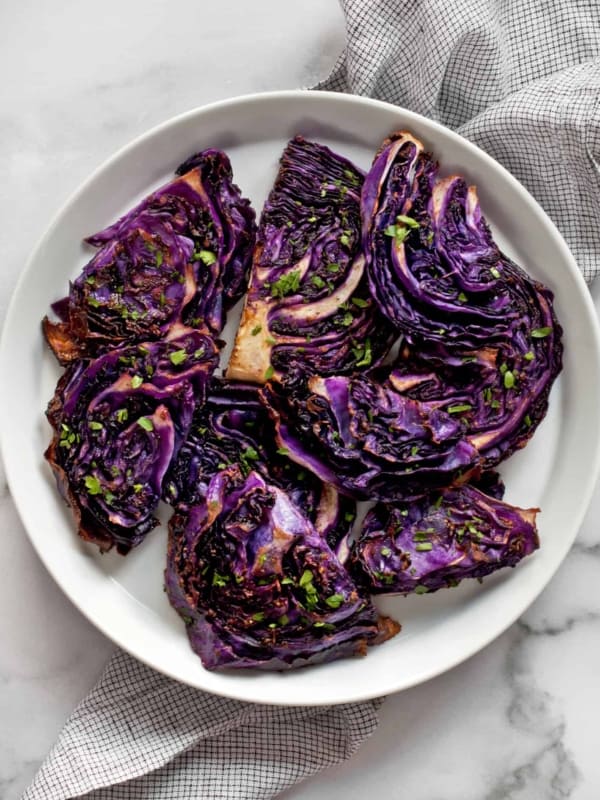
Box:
[2,90,600,705]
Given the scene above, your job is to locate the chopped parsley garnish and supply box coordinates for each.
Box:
[88,421,103,431]
[503,370,515,389]
[131,375,143,388]
[325,593,344,609]
[194,250,217,266]
[531,326,552,338]
[312,275,326,289]
[271,269,301,298]
[264,365,275,381]
[169,349,187,366]
[351,296,369,308]
[447,403,472,414]
[137,417,154,431]
[212,572,230,587]
[490,267,501,279]
[251,325,262,336]
[84,475,102,495]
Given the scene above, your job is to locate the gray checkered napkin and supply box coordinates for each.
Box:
[23,2,600,799]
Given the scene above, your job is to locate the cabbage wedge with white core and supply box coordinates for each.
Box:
[45,327,218,554]
[43,149,256,363]
[227,136,394,385]
[361,131,562,354]
[166,467,400,671]
[164,379,355,559]
[350,484,539,595]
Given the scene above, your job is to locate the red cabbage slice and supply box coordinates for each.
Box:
[43,150,256,363]
[45,327,218,554]
[166,468,400,670]
[227,136,394,384]
[350,484,539,594]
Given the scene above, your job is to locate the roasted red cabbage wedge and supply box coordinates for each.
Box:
[262,372,481,502]
[227,136,394,384]
[362,131,563,362]
[389,342,558,467]
[43,149,256,363]
[350,484,539,594]
[166,468,400,670]
[164,379,355,560]
[45,327,218,554]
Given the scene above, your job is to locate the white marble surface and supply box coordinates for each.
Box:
[1,1,599,798]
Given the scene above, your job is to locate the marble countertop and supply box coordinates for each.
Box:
[2,2,599,798]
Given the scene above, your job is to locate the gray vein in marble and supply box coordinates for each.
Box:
[572,541,600,558]
[518,613,600,637]
[484,728,579,800]
[485,626,581,799]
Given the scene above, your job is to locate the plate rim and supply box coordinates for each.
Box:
[2,88,600,705]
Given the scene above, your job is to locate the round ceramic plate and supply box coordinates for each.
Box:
[2,91,600,705]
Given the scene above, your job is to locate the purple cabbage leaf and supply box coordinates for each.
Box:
[166,467,400,670]
[43,149,256,363]
[350,483,539,594]
[226,136,395,385]
[45,326,218,553]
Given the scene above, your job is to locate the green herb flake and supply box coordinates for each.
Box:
[251,325,262,336]
[351,296,369,308]
[524,351,535,361]
[194,249,217,266]
[447,404,472,414]
[264,365,275,381]
[84,475,102,495]
[503,370,515,389]
[87,296,101,308]
[531,326,552,338]
[355,337,372,367]
[312,275,326,289]
[299,570,313,588]
[131,375,143,389]
[384,224,410,244]
[458,292,468,303]
[340,233,351,247]
[433,494,444,510]
[307,215,317,223]
[133,483,143,493]
[490,267,501,279]
[327,263,340,273]
[137,417,154,432]
[524,414,532,427]
[271,269,301,299]
[325,593,344,609]
[416,543,433,552]
[88,421,103,431]
[169,349,188,366]
[380,546,392,557]
[281,576,294,585]
[396,214,419,229]
[414,585,429,594]
[276,447,289,456]
[212,572,230,588]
